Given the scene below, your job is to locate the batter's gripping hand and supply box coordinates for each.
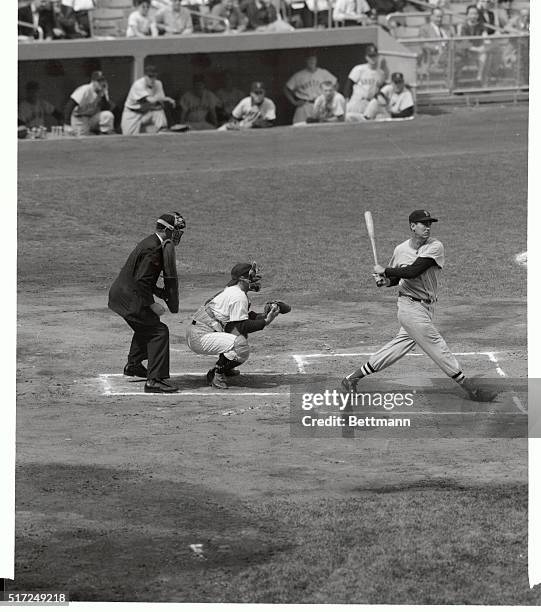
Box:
[372,274,389,287]
[264,301,292,316]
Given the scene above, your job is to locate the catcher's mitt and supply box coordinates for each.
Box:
[264,301,291,315]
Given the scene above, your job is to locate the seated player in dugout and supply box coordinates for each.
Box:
[362,72,415,121]
[186,263,290,389]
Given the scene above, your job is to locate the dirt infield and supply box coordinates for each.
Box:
[14,105,537,603]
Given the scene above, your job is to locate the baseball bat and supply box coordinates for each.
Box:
[364,211,379,266]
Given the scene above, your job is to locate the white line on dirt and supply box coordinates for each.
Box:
[99,372,277,378]
[103,391,289,397]
[294,351,496,359]
[486,351,527,414]
[292,355,307,374]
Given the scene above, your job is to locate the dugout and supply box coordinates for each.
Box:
[18,27,416,126]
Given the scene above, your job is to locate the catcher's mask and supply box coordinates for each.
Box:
[229,262,262,292]
[157,212,186,246]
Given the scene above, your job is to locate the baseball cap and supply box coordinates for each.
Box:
[251,81,265,93]
[91,70,106,82]
[391,72,405,84]
[366,44,378,57]
[409,209,439,224]
[230,263,253,281]
[144,64,159,77]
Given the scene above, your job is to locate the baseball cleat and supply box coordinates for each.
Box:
[124,363,148,378]
[462,379,498,403]
[144,379,179,393]
[211,371,228,389]
[206,368,216,386]
[341,376,359,394]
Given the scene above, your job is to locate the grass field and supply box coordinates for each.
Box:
[14,104,538,604]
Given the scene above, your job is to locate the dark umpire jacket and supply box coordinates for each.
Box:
[108,234,179,325]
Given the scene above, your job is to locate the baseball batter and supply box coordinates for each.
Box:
[345,44,386,121]
[342,210,497,402]
[186,263,282,389]
[284,52,338,124]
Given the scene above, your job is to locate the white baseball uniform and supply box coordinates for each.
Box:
[186,286,251,363]
[364,84,415,120]
[346,63,385,119]
[367,237,464,380]
[286,67,338,124]
[121,77,168,135]
[218,96,275,129]
[69,83,114,135]
[312,92,346,121]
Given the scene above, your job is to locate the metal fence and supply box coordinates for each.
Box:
[399,33,529,94]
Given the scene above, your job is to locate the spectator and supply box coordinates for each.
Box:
[367,0,406,15]
[283,51,338,124]
[18,81,62,129]
[305,81,345,123]
[127,0,158,37]
[64,71,115,136]
[344,43,385,121]
[216,72,245,121]
[242,0,294,31]
[332,0,371,26]
[58,0,95,38]
[18,0,63,39]
[476,0,500,34]
[363,71,414,120]
[155,0,193,34]
[504,7,528,32]
[455,5,489,85]
[179,75,220,130]
[209,0,248,30]
[427,0,450,8]
[219,81,276,130]
[418,7,453,74]
[121,65,175,135]
[303,0,331,28]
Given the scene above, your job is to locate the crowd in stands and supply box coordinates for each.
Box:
[21,0,526,38]
[411,2,529,87]
[17,45,416,138]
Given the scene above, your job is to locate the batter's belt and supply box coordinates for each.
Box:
[399,292,436,305]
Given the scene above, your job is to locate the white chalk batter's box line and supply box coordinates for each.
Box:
[99,372,286,397]
[98,351,526,414]
[292,350,526,414]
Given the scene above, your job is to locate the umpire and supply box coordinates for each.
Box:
[108,212,186,393]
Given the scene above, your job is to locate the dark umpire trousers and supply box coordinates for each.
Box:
[125,318,170,381]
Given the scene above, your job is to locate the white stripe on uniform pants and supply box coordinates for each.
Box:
[368,295,463,378]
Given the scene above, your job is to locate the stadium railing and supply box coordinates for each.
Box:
[18,20,44,41]
[400,33,529,94]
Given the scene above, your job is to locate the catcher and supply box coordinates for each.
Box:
[186,262,290,389]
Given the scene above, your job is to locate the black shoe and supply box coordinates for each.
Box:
[124,363,148,378]
[144,379,179,394]
[206,368,216,386]
[224,368,240,377]
[341,376,359,393]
